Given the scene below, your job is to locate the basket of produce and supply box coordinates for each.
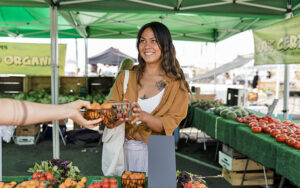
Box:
[88,177,118,188]
[121,171,146,188]
[111,101,133,119]
[84,101,133,124]
[84,102,116,124]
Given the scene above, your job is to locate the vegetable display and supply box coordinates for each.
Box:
[192,99,222,111]
[214,106,251,120]
[28,159,82,183]
[236,115,300,150]
[176,170,206,188]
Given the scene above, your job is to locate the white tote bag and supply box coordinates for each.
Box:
[101,70,129,176]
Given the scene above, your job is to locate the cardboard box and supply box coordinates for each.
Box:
[222,168,274,186]
[219,151,263,171]
[15,124,40,136]
[222,144,245,158]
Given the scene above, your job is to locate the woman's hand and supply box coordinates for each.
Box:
[64,100,102,128]
[131,102,149,124]
[106,118,130,129]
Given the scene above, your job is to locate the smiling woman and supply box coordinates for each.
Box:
[104,22,190,175]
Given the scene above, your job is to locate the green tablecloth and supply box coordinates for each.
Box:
[191,107,300,186]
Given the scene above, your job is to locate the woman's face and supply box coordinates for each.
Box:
[138,27,162,65]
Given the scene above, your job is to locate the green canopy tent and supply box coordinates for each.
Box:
[1,1,300,184]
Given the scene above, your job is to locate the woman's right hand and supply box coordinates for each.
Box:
[106,118,130,129]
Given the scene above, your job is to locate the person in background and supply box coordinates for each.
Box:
[267,71,272,79]
[252,71,259,89]
[107,22,190,174]
[0,99,101,128]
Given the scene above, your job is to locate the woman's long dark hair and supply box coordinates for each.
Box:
[134,22,190,92]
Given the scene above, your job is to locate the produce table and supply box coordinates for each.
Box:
[191,107,300,186]
[2,176,148,188]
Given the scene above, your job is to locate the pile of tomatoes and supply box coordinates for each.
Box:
[88,178,117,188]
[32,171,56,186]
[236,115,300,149]
[184,181,206,188]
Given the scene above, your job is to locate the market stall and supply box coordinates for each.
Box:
[191,107,300,186]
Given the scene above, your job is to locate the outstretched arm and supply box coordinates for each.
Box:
[0,99,101,128]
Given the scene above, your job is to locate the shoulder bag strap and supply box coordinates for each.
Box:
[123,70,129,95]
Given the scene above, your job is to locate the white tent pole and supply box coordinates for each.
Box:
[283,3,292,119]
[75,39,79,68]
[275,65,280,117]
[283,64,290,119]
[50,3,60,159]
[85,38,88,76]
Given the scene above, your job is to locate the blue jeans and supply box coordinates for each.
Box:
[173,126,180,143]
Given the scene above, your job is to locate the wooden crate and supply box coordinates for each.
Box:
[222,168,274,186]
[219,151,263,171]
[15,124,40,136]
[222,144,245,158]
[60,77,86,94]
[26,76,87,94]
[88,77,114,95]
[0,76,24,94]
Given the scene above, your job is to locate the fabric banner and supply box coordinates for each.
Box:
[253,15,300,65]
[0,42,66,75]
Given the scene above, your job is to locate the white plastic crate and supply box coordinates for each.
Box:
[13,136,36,145]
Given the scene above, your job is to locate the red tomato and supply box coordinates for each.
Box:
[88,185,95,188]
[32,172,40,180]
[275,134,288,143]
[263,126,271,133]
[283,120,293,125]
[102,178,109,184]
[102,183,109,188]
[258,122,266,128]
[249,122,258,128]
[294,141,300,149]
[273,119,281,124]
[252,126,262,133]
[259,120,268,124]
[110,185,117,188]
[267,123,276,129]
[270,129,281,137]
[236,117,243,123]
[109,177,117,184]
[286,138,296,147]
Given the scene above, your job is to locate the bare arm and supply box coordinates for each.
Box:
[0,99,101,128]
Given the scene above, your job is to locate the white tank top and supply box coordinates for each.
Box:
[136,89,165,124]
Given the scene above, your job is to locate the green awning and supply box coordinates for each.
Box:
[1,0,299,42]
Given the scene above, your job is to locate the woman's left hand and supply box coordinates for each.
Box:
[131,102,149,124]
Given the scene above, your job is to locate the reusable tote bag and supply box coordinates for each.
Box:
[101,70,129,176]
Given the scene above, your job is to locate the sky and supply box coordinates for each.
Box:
[0,30,254,73]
